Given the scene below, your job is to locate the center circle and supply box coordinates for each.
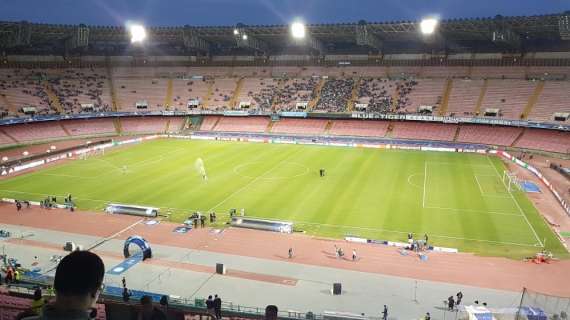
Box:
[234,161,310,180]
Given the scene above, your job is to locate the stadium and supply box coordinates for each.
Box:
[0,2,569,319]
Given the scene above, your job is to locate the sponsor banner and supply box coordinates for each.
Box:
[421,147,456,152]
[329,142,351,147]
[386,241,409,248]
[45,154,69,163]
[432,247,459,253]
[14,160,45,172]
[345,236,368,244]
[118,138,142,145]
[391,145,421,150]
[274,140,296,144]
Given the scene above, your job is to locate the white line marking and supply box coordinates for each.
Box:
[473,175,511,198]
[426,161,496,168]
[487,156,543,247]
[474,174,485,195]
[0,189,201,213]
[422,162,427,208]
[241,215,538,247]
[207,148,303,212]
[406,173,423,189]
[40,173,96,179]
[424,205,522,217]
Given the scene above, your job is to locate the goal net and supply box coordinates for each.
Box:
[503,170,523,192]
[79,148,105,160]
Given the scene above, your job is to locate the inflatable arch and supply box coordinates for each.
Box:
[123,236,152,260]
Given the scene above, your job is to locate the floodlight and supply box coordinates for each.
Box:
[242,34,248,40]
[420,18,438,35]
[129,24,147,43]
[233,29,239,35]
[291,22,306,39]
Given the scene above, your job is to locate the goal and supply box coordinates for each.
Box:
[502,170,523,192]
[79,148,105,160]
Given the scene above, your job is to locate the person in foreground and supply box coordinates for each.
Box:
[22,250,105,320]
[265,305,278,320]
[138,295,167,320]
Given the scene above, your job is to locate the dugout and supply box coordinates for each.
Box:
[106,203,158,218]
[231,216,293,233]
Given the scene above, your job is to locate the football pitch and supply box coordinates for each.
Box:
[0,139,566,259]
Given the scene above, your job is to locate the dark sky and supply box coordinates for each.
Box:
[0,0,568,26]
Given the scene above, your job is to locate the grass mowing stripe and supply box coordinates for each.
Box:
[0,139,566,259]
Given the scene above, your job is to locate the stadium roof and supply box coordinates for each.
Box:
[0,12,569,56]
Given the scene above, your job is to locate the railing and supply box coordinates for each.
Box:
[0,110,568,131]
[3,282,320,320]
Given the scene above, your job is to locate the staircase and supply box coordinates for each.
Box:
[308,78,326,110]
[164,119,171,133]
[211,116,222,131]
[270,79,286,111]
[324,120,334,134]
[0,127,18,143]
[467,54,475,78]
[521,81,544,120]
[474,79,488,116]
[59,123,71,136]
[0,94,16,114]
[106,65,119,111]
[113,118,122,135]
[390,84,401,112]
[453,126,461,142]
[43,81,64,114]
[164,79,173,110]
[202,80,215,108]
[385,122,395,138]
[511,128,526,147]
[438,79,453,116]
[229,78,244,109]
[346,78,360,112]
[265,120,275,133]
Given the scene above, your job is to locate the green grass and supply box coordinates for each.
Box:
[0,139,566,259]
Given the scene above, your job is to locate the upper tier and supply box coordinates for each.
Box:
[0,66,569,124]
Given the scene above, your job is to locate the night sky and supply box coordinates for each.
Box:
[0,0,568,26]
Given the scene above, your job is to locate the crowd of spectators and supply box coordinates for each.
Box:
[49,69,112,114]
[315,78,354,112]
[273,77,319,111]
[356,78,418,113]
[357,78,394,113]
[0,70,429,117]
[394,79,418,111]
[0,70,52,117]
[249,80,278,111]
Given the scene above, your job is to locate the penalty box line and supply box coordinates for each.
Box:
[423,162,520,216]
[473,174,512,199]
[486,156,543,247]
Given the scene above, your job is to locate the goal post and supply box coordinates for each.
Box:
[502,170,523,192]
[79,148,105,160]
